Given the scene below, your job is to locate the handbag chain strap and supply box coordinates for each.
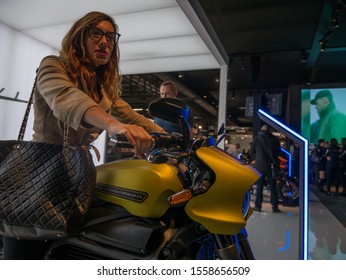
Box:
[17,71,38,143]
[17,70,70,148]
[63,123,70,149]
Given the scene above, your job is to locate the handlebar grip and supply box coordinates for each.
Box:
[108,134,134,148]
[109,132,175,150]
[150,132,174,149]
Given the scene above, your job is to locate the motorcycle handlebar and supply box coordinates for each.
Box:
[109,132,176,151]
[109,134,134,148]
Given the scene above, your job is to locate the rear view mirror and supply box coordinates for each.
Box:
[148,98,189,123]
[148,98,190,149]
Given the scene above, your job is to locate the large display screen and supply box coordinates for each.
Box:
[301,87,346,144]
[300,86,346,260]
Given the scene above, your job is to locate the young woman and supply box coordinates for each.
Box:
[3,11,163,260]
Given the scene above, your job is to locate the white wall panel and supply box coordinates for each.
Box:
[0,23,105,164]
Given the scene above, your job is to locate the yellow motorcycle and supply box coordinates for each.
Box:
[45,98,260,260]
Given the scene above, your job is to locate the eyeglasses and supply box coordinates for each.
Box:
[87,26,121,45]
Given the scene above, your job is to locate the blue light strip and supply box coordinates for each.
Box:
[278,229,291,252]
[258,109,309,260]
[280,147,292,177]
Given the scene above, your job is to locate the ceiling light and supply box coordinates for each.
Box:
[332,5,341,28]
[332,18,340,28]
[319,30,332,46]
[320,42,326,52]
[3,2,221,76]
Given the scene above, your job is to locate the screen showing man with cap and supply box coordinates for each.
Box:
[310,89,346,144]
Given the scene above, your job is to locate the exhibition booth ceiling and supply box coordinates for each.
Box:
[0,0,223,126]
[1,0,346,128]
[0,0,219,74]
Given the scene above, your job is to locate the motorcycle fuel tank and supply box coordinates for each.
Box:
[95,159,183,218]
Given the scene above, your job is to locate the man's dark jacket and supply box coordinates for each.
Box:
[250,130,280,173]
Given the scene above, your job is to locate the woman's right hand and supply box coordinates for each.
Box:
[108,123,153,157]
[83,106,153,157]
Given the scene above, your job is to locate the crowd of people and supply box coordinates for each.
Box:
[310,138,346,196]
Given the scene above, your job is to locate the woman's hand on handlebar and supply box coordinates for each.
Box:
[109,123,153,157]
[82,106,153,157]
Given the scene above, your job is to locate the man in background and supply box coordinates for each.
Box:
[250,125,281,213]
[310,89,346,144]
[154,81,193,137]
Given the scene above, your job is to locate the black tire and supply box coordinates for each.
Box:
[237,231,255,260]
[277,176,299,206]
[0,235,3,259]
[177,234,254,260]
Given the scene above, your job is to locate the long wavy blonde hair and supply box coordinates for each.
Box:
[60,11,121,100]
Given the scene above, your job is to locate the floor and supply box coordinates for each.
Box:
[246,186,346,260]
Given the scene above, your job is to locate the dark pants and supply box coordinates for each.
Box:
[255,169,279,209]
[326,164,341,193]
[3,236,51,260]
[340,165,346,194]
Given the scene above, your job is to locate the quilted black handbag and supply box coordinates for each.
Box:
[0,74,96,240]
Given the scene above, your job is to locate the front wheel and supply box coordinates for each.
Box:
[213,230,255,260]
[0,235,3,260]
[173,232,255,260]
[161,221,254,260]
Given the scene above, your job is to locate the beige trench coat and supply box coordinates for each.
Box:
[33,55,163,145]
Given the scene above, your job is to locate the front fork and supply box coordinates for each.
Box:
[158,222,255,260]
[214,228,255,260]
